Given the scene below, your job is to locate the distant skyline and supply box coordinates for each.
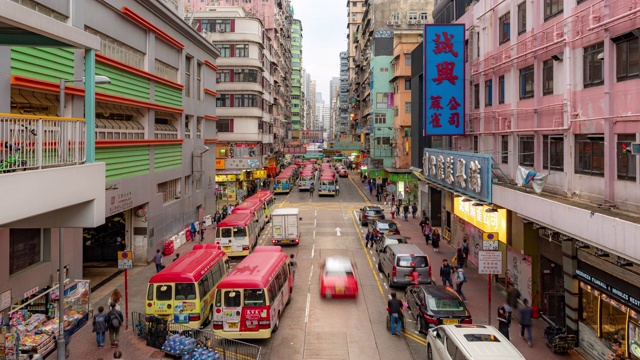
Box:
[292,0,346,101]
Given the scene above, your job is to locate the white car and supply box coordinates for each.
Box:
[426,324,525,360]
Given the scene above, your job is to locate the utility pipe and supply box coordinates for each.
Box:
[586,5,640,31]
[472,37,566,75]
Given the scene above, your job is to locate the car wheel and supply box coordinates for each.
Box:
[377,261,382,272]
[286,289,292,305]
[427,344,433,360]
[387,274,393,288]
[416,316,423,334]
[202,305,214,328]
[273,314,280,333]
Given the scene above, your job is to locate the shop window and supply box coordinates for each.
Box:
[580,283,600,334]
[575,134,605,176]
[618,134,637,180]
[501,135,509,164]
[601,294,628,352]
[629,311,640,360]
[584,43,604,88]
[518,135,534,166]
[10,229,42,274]
[543,135,564,171]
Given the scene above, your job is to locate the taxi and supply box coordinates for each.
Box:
[320,256,358,299]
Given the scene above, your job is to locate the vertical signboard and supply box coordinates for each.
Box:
[424,24,465,136]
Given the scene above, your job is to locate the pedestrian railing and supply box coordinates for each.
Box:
[131,312,261,360]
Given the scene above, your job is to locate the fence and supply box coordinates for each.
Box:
[131,312,261,360]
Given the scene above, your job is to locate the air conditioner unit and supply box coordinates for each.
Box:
[416,20,423,25]
[393,20,401,26]
[407,20,415,25]
[387,20,393,25]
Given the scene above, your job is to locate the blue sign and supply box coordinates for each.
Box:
[422,148,492,203]
[424,24,465,136]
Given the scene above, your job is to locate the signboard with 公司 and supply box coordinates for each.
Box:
[424,24,465,136]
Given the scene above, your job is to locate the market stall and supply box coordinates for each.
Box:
[7,280,90,359]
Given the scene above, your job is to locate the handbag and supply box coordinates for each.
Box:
[452,256,458,263]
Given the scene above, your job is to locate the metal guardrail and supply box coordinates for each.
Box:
[132,312,261,360]
[0,114,86,172]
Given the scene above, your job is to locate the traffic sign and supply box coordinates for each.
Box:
[118,251,133,269]
[482,240,499,251]
[483,232,499,240]
[478,251,502,275]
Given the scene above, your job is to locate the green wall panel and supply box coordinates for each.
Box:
[96,146,150,182]
[95,63,150,101]
[154,144,182,171]
[11,47,75,82]
[154,83,182,107]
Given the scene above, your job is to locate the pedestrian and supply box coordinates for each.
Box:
[190,221,197,241]
[173,253,180,262]
[107,304,124,348]
[440,259,453,287]
[410,267,420,285]
[289,254,297,278]
[454,266,467,301]
[431,228,441,252]
[402,204,409,221]
[506,282,521,312]
[497,305,511,340]
[391,193,396,207]
[456,243,466,268]
[107,289,122,311]
[336,184,340,196]
[519,298,533,347]
[117,237,126,252]
[365,231,373,248]
[423,223,432,245]
[213,210,221,225]
[113,350,123,359]
[462,238,470,267]
[376,191,382,202]
[153,249,163,273]
[28,351,43,360]
[63,320,72,358]
[199,221,206,242]
[93,306,108,348]
[395,204,401,220]
[387,292,404,336]
[369,183,373,195]
[421,209,427,219]
[397,191,404,205]
[419,216,428,229]
[411,203,418,218]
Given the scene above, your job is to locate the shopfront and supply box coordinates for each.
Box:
[537,228,566,327]
[215,172,240,208]
[576,258,640,359]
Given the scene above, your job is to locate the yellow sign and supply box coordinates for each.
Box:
[253,170,267,179]
[454,197,507,243]
[483,232,499,241]
[215,159,225,169]
[215,174,237,182]
[117,251,132,260]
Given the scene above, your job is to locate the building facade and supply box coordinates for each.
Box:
[1,0,218,321]
[419,1,640,359]
[339,51,351,136]
[291,19,303,135]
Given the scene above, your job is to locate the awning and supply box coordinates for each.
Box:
[96,102,144,117]
[216,170,242,175]
[411,170,427,182]
[384,167,412,174]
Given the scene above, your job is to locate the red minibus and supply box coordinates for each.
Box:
[215,213,258,256]
[232,200,266,230]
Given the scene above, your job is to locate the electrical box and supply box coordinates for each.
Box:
[631,142,640,155]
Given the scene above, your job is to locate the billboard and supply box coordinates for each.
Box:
[424,24,465,136]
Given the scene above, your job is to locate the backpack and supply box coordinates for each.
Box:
[109,311,121,328]
[463,272,468,283]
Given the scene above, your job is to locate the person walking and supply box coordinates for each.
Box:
[461,239,470,267]
[497,305,511,340]
[289,254,297,279]
[107,304,124,347]
[397,191,404,206]
[411,203,418,218]
[92,306,108,348]
[519,298,533,347]
[387,292,404,336]
[365,231,373,248]
[423,223,432,246]
[336,184,340,196]
[402,204,409,222]
[199,221,206,242]
[369,182,374,196]
[391,193,396,207]
[454,266,468,302]
[410,267,420,285]
[507,282,521,310]
[440,259,453,287]
[431,229,441,252]
[456,245,465,269]
[153,249,163,273]
[107,289,122,311]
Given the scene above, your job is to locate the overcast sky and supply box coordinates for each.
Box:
[292,0,347,101]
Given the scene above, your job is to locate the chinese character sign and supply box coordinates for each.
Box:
[424,24,465,136]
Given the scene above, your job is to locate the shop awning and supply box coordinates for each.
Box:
[384,167,412,174]
[410,166,427,182]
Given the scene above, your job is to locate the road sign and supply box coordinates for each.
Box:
[478,251,502,275]
[482,240,499,251]
[118,251,133,269]
[483,232,499,240]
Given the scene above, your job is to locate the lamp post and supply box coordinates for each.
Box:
[57,75,110,360]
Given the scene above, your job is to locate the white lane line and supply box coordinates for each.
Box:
[308,265,314,283]
[315,209,317,217]
[314,219,317,227]
[383,283,388,290]
[304,293,311,323]
[372,257,376,262]
[311,244,315,259]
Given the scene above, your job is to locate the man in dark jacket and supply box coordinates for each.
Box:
[440,259,454,287]
[387,292,404,335]
[519,298,533,347]
[107,305,124,348]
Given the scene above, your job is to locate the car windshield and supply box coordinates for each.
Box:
[324,259,354,277]
[427,296,465,311]
[463,334,502,342]
[367,210,383,216]
[379,222,397,231]
[397,256,428,268]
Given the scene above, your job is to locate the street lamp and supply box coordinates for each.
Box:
[57,75,110,360]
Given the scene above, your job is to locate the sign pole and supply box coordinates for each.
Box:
[488,274,492,326]
[124,268,129,330]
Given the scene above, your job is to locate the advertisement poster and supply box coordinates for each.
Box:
[506,246,533,303]
[451,215,482,266]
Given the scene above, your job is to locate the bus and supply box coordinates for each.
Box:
[212,246,293,339]
[232,200,265,229]
[298,170,315,191]
[146,245,229,329]
[246,190,276,222]
[318,175,337,196]
[215,213,259,256]
[273,172,293,194]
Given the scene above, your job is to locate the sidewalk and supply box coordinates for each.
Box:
[350,172,585,359]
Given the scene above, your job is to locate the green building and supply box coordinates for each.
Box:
[291,18,303,132]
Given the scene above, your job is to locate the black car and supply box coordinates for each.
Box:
[404,285,472,334]
[358,205,385,226]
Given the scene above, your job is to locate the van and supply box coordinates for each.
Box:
[426,324,526,360]
[374,234,409,254]
[377,243,431,287]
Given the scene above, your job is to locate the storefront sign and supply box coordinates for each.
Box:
[215,174,237,182]
[299,130,323,141]
[23,287,38,299]
[253,170,267,179]
[108,190,134,216]
[577,262,640,308]
[215,159,225,169]
[423,148,493,203]
[226,158,262,169]
[454,197,506,243]
[0,289,11,311]
[424,24,465,136]
[478,251,502,275]
[282,146,306,155]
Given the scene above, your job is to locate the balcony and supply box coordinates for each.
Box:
[0,114,105,227]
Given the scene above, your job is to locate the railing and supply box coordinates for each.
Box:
[0,114,86,172]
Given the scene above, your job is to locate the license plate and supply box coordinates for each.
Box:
[281,240,290,243]
[227,322,238,329]
[405,275,412,280]
[223,246,231,251]
[443,319,459,325]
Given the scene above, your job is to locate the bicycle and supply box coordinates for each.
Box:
[0,142,28,173]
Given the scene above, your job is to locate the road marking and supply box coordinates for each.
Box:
[311,244,315,259]
[403,330,427,345]
[350,210,385,297]
[308,265,313,283]
[304,293,310,323]
[372,257,376,262]
[314,219,317,227]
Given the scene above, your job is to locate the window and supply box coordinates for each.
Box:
[544,0,563,20]
[234,69,259,82]
[617,134,637,180]
[217,69,231,83]
[473,84,480,109]
[201,19,231,32]
[543,60,554,95]
[216,44,230,57]
[575,134,605,176]
[499,13,510,44]
[235,44,249,57]
[405,102,411,114]
[155,60,179,82]
[501,135,509,164]
[10,229,42,274]
[615,33,640,81]
[419,12,429,21]
[518,135,534,166]
[376,93,389,109]
[498,75,505,104]
[156,285,173,301]
[158,178,181,204]
[580,283,600,332]
[408,12,418,21]
[404,79,411,90]
[405,54,412,66]
[352,13,357,21]
[473,136,479,153]
[185,55,192,98]
[518,3,526,34]
[223,290,241,307]
[196,62,203,100]
[243,289,266,306]
[391,12,400,21]
[485,79,493,106]
[584,42,604,88]
[175,283,196,301]
[352,1,357,7]
[216,94,230,107]
[217,119,234,132]
[374,113,386,124]
[86,28,145,70]
[543,135,564,171]
[519,65,534,99]
[234,94,259,107]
